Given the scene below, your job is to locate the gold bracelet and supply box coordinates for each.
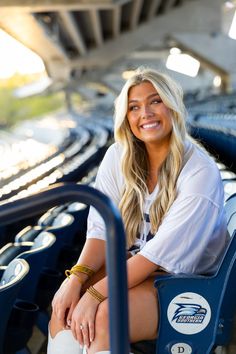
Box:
[71,264,95,278]
[65,269,84,284]
[86,286,106,303]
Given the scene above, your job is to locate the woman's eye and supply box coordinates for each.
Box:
[129,105,138,111]
[151,99,161,104]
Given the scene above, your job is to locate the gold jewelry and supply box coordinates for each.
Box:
[79,324,84,330]
[65,264,95,284]
[65,269,84,284]
[86,286,106,303]
[71,264,95,277]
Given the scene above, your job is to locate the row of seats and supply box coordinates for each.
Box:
[0,111,114,353]
[0,118,113,202]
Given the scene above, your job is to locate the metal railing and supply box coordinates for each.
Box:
[0,183,130,354]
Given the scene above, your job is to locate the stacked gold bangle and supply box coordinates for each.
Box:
[65,264,95,284]
[86,286,106,303]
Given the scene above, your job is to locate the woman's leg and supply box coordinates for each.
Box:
[87,276,158,354]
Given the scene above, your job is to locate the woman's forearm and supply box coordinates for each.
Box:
[91,254,159,298]
[77,238,106,269]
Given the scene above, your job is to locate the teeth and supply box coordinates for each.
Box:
[142,122,159,129]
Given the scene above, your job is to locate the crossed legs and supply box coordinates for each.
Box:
[48,276,158,354]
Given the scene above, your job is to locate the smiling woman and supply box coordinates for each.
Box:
[0,29,45,79]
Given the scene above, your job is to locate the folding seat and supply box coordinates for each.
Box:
[0,258,29,354]
[15,212,75,270]
[152,193,236,354]
[223,179,236,202]
[0,231,56,302]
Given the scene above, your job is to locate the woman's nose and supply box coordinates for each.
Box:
[141,105,154,119]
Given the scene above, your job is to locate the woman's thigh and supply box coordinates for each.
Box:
[128,276,158,343]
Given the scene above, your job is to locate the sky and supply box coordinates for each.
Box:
[0,29,45,79]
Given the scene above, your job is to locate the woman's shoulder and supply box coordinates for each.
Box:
[98,142,123,176]
[104,142,123,158]
[178,139,223,200]
[183,139,219,177]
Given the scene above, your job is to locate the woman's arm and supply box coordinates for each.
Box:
[52,238,106,328]
[76,238,106,275]
[90,254,159,298]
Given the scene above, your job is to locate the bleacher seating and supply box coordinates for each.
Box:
[0,258,29,354]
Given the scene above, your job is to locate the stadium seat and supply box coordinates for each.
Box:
[224,193,236,238]
[0,231,55,301]
[15,212,75,269]
[0,258,29,354]
[153,193,236,354]
[223,179,236,202]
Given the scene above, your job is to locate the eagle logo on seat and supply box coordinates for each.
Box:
[167,292,211,334]
[172,303,207,324]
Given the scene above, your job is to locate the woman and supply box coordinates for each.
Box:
[48,67,228,354]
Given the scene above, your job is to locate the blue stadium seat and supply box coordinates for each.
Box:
[0,231,55,302]
[0,258,29,354]
[15,212,75,269]
[153,194,236,354]
[223,179,236,202]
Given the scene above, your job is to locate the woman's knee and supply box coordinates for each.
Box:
[49,312,65,338]
[95,300,109,335]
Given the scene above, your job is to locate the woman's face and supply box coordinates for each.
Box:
[126,81,173,148]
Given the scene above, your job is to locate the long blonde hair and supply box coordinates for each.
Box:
[114,67,187,248]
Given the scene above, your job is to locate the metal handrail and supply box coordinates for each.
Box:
[0,183,130,354]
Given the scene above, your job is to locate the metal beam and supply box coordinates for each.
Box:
[130,0,143,29]
[169,38,231,93]
[59,11,87,55]
[0,1,127,12]
[68,0,221,69]
[146,0,162,20]
[112,5,121,37]
[89,8,103,46]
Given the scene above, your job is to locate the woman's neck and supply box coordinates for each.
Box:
[145,142,170,193]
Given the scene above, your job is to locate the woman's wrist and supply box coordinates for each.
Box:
[86,285,106,303]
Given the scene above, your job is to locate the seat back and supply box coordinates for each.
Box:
[17,231,56,302]
[0,259,29,354]
[14,225,42,243]
[154,193,236,354]
[223,179,236,202]
[225,193,236,237]
[214,194,236,345]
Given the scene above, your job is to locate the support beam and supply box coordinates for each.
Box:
[130,0,143,29]
[112,5,121,38]
[170,37,230,93]
[147,0,162,20]
[89,8,103,46]
[59,11,87,55]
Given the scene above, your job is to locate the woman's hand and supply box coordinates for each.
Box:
[70,291,101,349]
[51,275,82,329]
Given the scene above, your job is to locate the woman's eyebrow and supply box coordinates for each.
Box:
[128,93,160,104]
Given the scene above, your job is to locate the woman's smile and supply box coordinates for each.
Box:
[127,81,173,147]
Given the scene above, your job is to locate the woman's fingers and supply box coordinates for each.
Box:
[80,323,90,349]
[88,322,95,343]
[71,319,93,349]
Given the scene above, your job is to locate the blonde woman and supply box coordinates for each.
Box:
[48,67,228,354]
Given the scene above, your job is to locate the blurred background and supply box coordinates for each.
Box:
[0,1,236,353]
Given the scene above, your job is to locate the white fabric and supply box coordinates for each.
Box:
[86,140,228,275]
[47,328,83,354]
